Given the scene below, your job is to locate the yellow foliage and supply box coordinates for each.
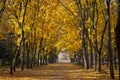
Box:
[0,0,118,56]
[0,33,4,39]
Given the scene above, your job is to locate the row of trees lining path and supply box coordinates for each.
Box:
[0,63,119,80]
[0,0,120,80]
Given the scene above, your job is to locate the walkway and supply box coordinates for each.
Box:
[0,63,116,80]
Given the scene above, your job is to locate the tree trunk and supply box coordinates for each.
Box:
[89,40,93,68]
[115,0,120,79]
[75,0,89,69]
[97,52,101,72]
[29,42,33,68]
[37,52,40,66]
[82,28,89,69]
[37,38,43,66]
[21,0,28,71]
[33,53,36,67]
[21,29,25,70]
[114,48,117,69]
[26,42,29,69]
[13,46,20,71]
[106,54,109,67]
[94,12,98,71]
[10,36,13,75]
[94,51,97,71]
[82,54,84,67]
[40,54,43,65]
[106,0,115,79]
[94,34,98,71]
[33,28,36,67]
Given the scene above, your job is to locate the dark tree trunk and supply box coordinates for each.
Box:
[29,42,33,68]
[13,42,21,72]
[40,55,43,65]
[45,51,48,65]
[78,53,81,65]
[114,48,117,69]
[82,54,84,67]
[10,36,13,75]
[90,42,93,68]
[33,28,36,67]
[94,33,98,71]
[97,52,101,72]
[26,42,29,69]
[75,0,89,69]
[82,28,89,69]
[93,10,98,71]
[106,54,109,67]
[13,47,20,71]
[21,0,28,71]
[37,38,43,66]
[86,29,89,68]
[21,30,25,71]
[33,53,36,67]
[96,20,107,72]
[37,52,40,66]
[94,51,97,71]
[106,0,115,79]
[115,0,120,79]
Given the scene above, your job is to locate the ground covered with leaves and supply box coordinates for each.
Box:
[0,64,119,80]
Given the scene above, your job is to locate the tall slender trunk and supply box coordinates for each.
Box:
[29,41,33,68]
[13,46,21,71]
[90,45,93,68]
[86,29,89,68]
[21,29,25,70]
[114,48,117,69]
[115,0,120,79]
[10,36,13,75]
[21,0,28,71]
[37,38,43,66]
[33,28,36,67]
[75,0,89,69]
[26,42,29,69]
[37,52,40,66]
[94,29,98,71]
[32,42,34,67]
[92,1,98,71]
[97,52,101,72]
[97,20,107,72]
[82,27,89,69]
[94,44,97,71]
[106,0,115,79]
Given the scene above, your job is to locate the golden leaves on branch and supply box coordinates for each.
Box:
[0,0,118,56]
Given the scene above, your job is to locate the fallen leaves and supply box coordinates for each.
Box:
[0,64,119,80]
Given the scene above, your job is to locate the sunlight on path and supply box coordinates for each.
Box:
[0,63,117,80]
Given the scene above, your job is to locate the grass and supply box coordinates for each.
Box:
[0,65,9,70]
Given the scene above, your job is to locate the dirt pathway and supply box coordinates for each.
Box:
[0,63,118,80]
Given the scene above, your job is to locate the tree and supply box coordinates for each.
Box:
[75,0,89,69]
[0,0,6,21]
[105,0,115,79]
[115,0,120,79]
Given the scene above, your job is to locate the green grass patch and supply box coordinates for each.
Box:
[0,65,9,70]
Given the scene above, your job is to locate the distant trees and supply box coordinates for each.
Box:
[0,39,10,65]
